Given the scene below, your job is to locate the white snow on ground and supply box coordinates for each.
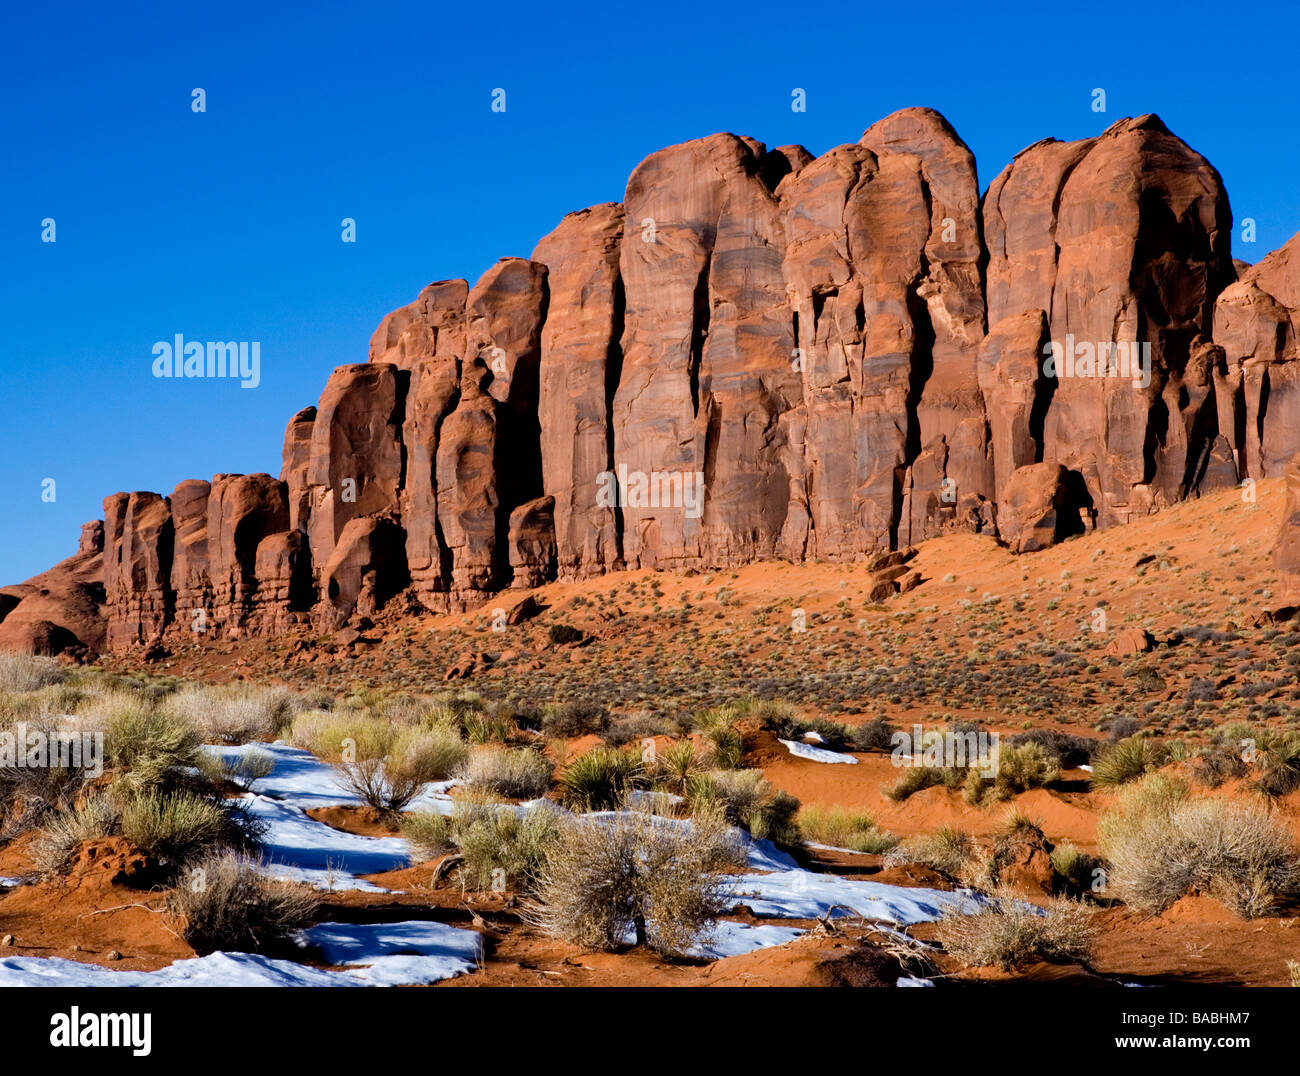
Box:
[0,877,21,889]
[725,870,984,925]
[301,921,482,986]
[779,739,858,764]
[202,742,456,812]
[0,741,996,986]
[241,794,409,892]
[686,921,805,959]
[0,930,480,988]
[897,976,935,987]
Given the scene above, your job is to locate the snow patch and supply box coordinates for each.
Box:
[778,739,858,764]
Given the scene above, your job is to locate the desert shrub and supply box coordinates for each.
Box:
[1050,841,1105,899]
[651,738,703,796]
[547,624,584,646]
[0,712,100,837]
[529,806,744,955]
[165,683,299,744]
[1009,729,1097,769]
[289,710,391,761]
[540,701,608,737]
[105,702,202,793]
[797,805,899,853]
[0,653,66,693]
[854,717,898,752]
[400,810,455,863]
[166,850,316,954]
[453,802,563,894]
[884,826,976,879]
[990,742,1060,800]
[338,726,470,812]
[562,747,644,810]
[118,790,257,866]
[1090,735,1167,788]
[1193,744,1247,788]
[216,747,276,791]
[692,706,745,769]
[884,765,964,802]
[937,891,1098,970]
[464,746,554,800]
[602,711,673,747]
[1107,715,1142,740]
[1098,773,1300,917]
[1250,731,1300,798]
[460,711,515,744]
[31,794,120,875]
[687,769,800,849]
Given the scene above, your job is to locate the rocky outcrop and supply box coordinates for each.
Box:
[103,492,173,650]
[0,523,105,656]
[1213,231,1300,479]
[305,363,405,581]
[984,115,1236,528]
[1276,454,1300,609]
[533,204,625,579]
[207,474,292,634]
[10,107,1298,657]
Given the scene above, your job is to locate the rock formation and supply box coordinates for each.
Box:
[9,106,1300,657]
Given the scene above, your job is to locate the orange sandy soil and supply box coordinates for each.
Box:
[13,478,1298,985]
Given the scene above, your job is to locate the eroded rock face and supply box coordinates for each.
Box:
[306,364,405,580]
[169,478,212,630]
[207,474,291,633]
[984,115,1236,527]
[1277,453,1300,608]
[616,133,800,570]
[317,516,408,629]
[1214,231,1300,478]
[14,109,1300,656]
[103,492,173,650]
[386,281,468,610]
[997,463,1086,554]
[0,524,106,656]
[533,204,625,580]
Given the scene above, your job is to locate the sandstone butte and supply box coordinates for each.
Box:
[5,107,1300,658]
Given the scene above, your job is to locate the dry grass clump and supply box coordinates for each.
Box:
[33,789,258,877]
[1098,773,1300,917]
[463,746,553,800]
[687,769,800,849]
[451,802,563,893]
[166,850,317,954]
[0,653,67,693]
[937,891,1098,970]
[796,804,899,853]
[165,683,300,744]
[103,702,202,794]
[529,806,744,956]
[336,724,469,813]
[884,826,977,879]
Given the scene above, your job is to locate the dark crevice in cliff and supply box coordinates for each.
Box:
[689,256,711,418]
[606,273,627,561]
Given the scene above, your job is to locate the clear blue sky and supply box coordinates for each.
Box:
[2,0,1297,583]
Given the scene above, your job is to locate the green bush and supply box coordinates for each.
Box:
[1090,735,1168,788]
[562,747,644,810]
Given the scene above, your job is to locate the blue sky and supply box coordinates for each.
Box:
[2,0,1297,583]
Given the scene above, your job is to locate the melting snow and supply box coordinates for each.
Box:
[778,739,858,764]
